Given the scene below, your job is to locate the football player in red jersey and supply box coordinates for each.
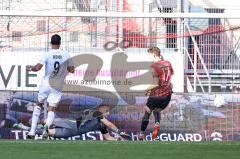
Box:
[139,47,174,140]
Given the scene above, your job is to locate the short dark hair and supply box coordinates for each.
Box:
[51,34,61,45]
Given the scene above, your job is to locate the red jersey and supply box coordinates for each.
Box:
[150,60,174,96]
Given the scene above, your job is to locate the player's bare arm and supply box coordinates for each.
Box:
[101,118,118,131]
[26,63,43,72]
[101,118,130,140]
[67,66,75,73]
[103,133,118,141]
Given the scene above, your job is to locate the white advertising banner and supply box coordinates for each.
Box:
[0,51,184,92]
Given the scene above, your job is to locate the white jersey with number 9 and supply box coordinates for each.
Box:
[39,49,72,88]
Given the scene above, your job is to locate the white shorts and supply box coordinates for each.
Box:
[38,85,62,107]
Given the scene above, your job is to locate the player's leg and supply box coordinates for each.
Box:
[139,104,152,140]
[151,95,172,140]
[46,106,56,129]
[13,123,30,131]
[153,108,161,124]
[42,90,61,139]
[152,108,161,139]
[28,88,48,138]
[27,102,44,138]
[49,127,78,138]
[48,119,79,138]
[42,106,55,139]
[14,122,44,136]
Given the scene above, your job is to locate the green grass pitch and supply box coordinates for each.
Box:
[0,140,239,159]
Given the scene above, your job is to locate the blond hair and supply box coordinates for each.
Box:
[147,46,164,60]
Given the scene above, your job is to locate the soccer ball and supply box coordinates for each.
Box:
[214,95,225,108]
[210,132,223,141]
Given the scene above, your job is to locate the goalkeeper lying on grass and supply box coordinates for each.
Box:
[13,105,130,141]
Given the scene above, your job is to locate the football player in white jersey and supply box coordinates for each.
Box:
[26,34,74,139]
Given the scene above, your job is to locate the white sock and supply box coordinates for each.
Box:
[29,106,41,134]
[19,123,30,131]
[45,111,55,127]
